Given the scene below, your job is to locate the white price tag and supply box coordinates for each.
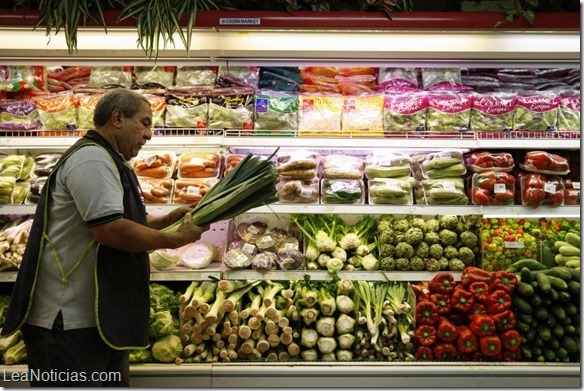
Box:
[544,183,557,194]
[378,160,393,166]
[248,224,261,234]
[494,184,506,194]
[145,155,157,166]
[141,183,153,193]
[300,188,313,198]
[330,182,347,192]
[258,235,274,246]
[285,242,299,250]
[572,182,580,190]
[242,243,256,254]
[189,157,205,166]
[236,253,249,263]
[505,241,525,249]
[443,182,456,191]
[186,186,200,196]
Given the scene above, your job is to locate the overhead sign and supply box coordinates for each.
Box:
[219,18,261,25]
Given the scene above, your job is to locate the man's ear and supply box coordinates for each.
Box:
[111,108,124,128]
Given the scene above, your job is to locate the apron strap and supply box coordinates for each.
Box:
[43,233,96,289]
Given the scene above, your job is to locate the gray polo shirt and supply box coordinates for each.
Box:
[26,145,125,331]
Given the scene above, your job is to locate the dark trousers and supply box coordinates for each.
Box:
[21,312,129,387]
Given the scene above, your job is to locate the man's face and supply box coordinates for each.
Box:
[118,101,153,160]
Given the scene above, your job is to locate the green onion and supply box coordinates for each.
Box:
[162,149,280,231]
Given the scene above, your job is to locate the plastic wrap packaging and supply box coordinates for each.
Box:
[141,93,166,128]
[378,67,419,92]
[425,91,472,132]
[0,176,15,204]
[258,67,302,92]
[30,92,77,131]
[224,154,245,176]
[276,178,319,203]
[132,151,177,179]
[76,94,102,130]
[134,66,175,87]
[364,152,412,179]
[321,178,364,204]
[253,92,298,134]
[175,66,218,87]
[341,94,384,136]
[164,88,209,128]
[420,151,466,179]
[276,150,320,180]
[217,66,259,89]
[30,153,62,179]
[520,150,570,176]
[465,151,514,173]
[471,171,516,206]
[563,178,580,205]
[513,91,560,131]
[138,177,173,204]
[177,152,221,179]
[520,172,564,207]
[26,176,46,204]
[322,154,363,179]
[557,90,580,131]
[89,66,133,88]
[172,178,218,205]
[336,74,377,95]
[298,94,342,135]
[18,155,34,180]
[0,65,46,92]
[421,68,463,90]
[0,155,25,179]
[207,87,254,130]
[470,92,516,132]
[417,177,469,205]
[368,177,414,205]
[0,100,41,130]
[383,92,428,132]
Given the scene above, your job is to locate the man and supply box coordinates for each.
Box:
[1,89,207,386]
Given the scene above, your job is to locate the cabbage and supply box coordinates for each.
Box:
[149,249,181,271]
[151,334,182,363]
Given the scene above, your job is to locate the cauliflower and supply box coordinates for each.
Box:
[411,217,428,233]
[410,256,425,271]
[405,227,424,246]
[429,244,444,259]
[395,242,415,259]
[444,245,459,260]
[438,257,450,270]
[448,258,465,271]
[439,215,459,231]
[378,230,394,245]
[439,229,458,246]
[380,243,396,258]
[458,247,476,266]
[425,258,441,272]
[422,232,438,246]
[425,218,440,233]
[460,231,478,248]
[395,257,410,271]
[380,257,396,271]
[393,219,410,233]
[415,242,430,258]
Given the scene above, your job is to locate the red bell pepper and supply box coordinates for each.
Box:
[428,272,456,295]
[492,190,515,205]
[492,310,516,332]
[437,316,458,343]
[432,342,458,361]
[451,287,475,313]
[502,349,521,362]
[468,152,494,168]
[414,346,433,361]
[416,300,439,326]
[489,270,517,295]
[486,290,512,314]
[524,151,550,171]
[472,187,491,205]
[499,329,521,351]
[479,335,502,357]
[497,172,516,187]
[469,314,496,337]
[460,267,492,288]
[492,152,514,169]
[469,281,489,303]
[522,187,546,206]
[415,325,437,347]
[474,171,496,192]
[471,302,487,315]
[456,326,478,353]
[429,293,452,315]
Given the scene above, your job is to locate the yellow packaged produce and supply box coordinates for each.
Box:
[298,94,342,136]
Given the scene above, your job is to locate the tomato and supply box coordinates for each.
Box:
[564,189,580,205]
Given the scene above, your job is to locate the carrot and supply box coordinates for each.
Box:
[134,167,170,178]
[135,159,163,170]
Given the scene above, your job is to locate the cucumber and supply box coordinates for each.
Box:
[536,272,552,293]
[551,305,566,321]
[555,347,569,359]
[541,246,556,269]
[565,259,581,268]
[565,232,580,248]
[554,254,581,266]
[567,280,580,295]
[547,275,569,291]
[544,313,556,328]
[548,287,560,302]
[517,312,533,325]
[543,348,556,361]
[557,290,572,303]
[552,324,565,338]
[548,267,574,282]
[565,325,577,336]
[512,258,547,271]
[561,336,578,354]
[559,246,580,257]
[566,267,581,282]
[516,320,531,334]
[521,346,533,361]
[563,302,578,316]
[516,281,535,297]
[528,293,542,306]
[554,241,577,251]
[526,328,537,341]
[548,336,560,350]
[512,295,532,314]
[533,305,549,320]
[520,267,533,283]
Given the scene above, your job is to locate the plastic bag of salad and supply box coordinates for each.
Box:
[422,68,463,90]
[513,91,560,131]
[383,91,428,132]
[89,66,133,88]
[470,92,516,132]
[207,87,255,130]
[164,88,209,128]
[76,93,103,130]
[134,66,175,87]
[254,91,298,134]
[0,100,41,130]
[557,90,580,132]
[341,94,384,136]
[217,66,259,89]
[378,67,419,92]
[0,66,46,92]
[426,91,473,132]
[142,93,166,128]
[31,91,77,130]
[175,66,218,87]
[298,93,342,136]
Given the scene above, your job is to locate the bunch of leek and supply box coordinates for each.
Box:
[163,150,279,231]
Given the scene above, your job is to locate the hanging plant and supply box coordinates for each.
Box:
[15,0,115,54]
[116,0,231,60]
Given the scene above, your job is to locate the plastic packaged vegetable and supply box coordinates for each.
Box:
[471,171,516,206]
[164,88,209,128]
[322,154,363,179]
[76,94,102,130]
[31,92,77,130]
[298,94,342,135]
[378,67,419,92]
[177,152,220,179]
[421,151,466,179]
[520,151,570,176]
[557,90,580,131]
[421,68,462,90]
[321,178,364,204]
[383,92,428,132]
[172,178,218,205]
[425,92,472,132]
[513,92,560,131]
[466,152,514,173]
[217,66,259,89]
[520,172,564,207]
[207,88,255,130]
[419,177,469,205]
[89,66,133,87]
[368,177,414,205]
[138,177,173,204]
[132,151,177,179]
[276,150,319,180]
[364,152,412,179]
[341,94,384,136]
[134,66,175,87]
[470,92,516,132]
[563,178,580,205]
[0,100,41,130]
[175,66,218,86]
[0,65,46,92]
[276,178,319,203]
[253,92,298,134]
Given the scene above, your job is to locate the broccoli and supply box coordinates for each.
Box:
[411,217,428,233]
[415,242,430,258]
[395,242,415,259]
[405,227,424,246]
[424,232,440,245]
[439,229,458,246]
[130,349,153,364]
[425,218,440,233]
[425,258,441,272]
[395,257,410,271]
[458,247,476,266]
[410,256,425,271]
[380,257,396,271]
[438,257,450,271]
[439,215,459,231]
[448,258,465,271]
[444,245,459,260]
[393,219,410,233]
[378,229,394,245]
[379,243,396,258]
[460,231,478,248]
[429,244,444,259]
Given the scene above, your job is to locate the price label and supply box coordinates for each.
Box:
[300,188,313,198]
[443,182,456,191]
[236,253,250,263]
[242,243,256,254]
[258,235,274,246]
[544,183,557,194]
[248,224,261,234]
[186,186,200,196]
[494,184,506,193]
[284,242,299,250]
[141,183,153,193]
[331,182,347,193]
[189,157,205,166]
[573,182,580,190]
[145,154,158,166]
[505,242,525,249]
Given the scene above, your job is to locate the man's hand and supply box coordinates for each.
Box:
[174,212,209,244]
[167,203,197,225]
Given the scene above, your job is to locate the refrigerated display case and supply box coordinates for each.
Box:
[0,14,580,387]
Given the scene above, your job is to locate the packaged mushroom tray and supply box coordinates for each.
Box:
[275,150,320,203]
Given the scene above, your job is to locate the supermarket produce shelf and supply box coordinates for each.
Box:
[149,263,222,281]
[222,270,462,281]
[0,363,580,388]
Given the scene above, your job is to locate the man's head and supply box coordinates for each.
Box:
[93,89,153,160]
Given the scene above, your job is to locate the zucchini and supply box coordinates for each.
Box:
[555,347,569,359]
[565,232,580,248]
[520,267,533,283]
[561,336,578,353]
[517,312,533,325]
[554,241,577,251]
[533,305,549,320]
[512,295,532,314]
[512,258,547,271]
[536,272,552,293]
[516,281,535,297]
[567,280,580,295]
[557,290,572,303]
[548,267,574,282]
[546,275,569,291]
[565,259,581,268]
[559,245,580,257]
[566,267,580,282]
